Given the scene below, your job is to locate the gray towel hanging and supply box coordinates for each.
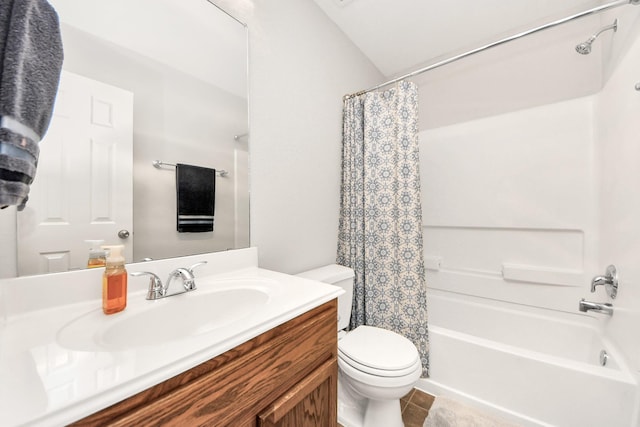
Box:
[0,0,64,210]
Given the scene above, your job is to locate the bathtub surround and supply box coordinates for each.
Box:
[420,96,597,312]
[597,5,640,378]
[415,5,640,424]
[338,81,429,376]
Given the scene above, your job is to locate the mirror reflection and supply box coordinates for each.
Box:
[4,0,249,277]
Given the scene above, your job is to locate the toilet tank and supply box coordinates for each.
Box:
[296,264,354,331]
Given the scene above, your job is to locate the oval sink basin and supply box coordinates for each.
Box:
[57,287,270,351]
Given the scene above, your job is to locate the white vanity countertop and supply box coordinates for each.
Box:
[0,248,342,426]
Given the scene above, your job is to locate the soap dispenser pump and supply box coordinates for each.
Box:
[102,245,127,315]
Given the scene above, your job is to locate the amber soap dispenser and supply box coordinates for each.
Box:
[102,245,127,315]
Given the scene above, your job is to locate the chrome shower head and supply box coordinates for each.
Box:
[575,19,618,55]
[575,36,596,55]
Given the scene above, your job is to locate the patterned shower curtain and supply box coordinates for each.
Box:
[337,81,429,376]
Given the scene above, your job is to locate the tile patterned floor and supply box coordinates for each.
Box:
[401,388,435,427]
[337,388,435,427]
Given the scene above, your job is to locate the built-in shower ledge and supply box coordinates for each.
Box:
[501,263,584,286]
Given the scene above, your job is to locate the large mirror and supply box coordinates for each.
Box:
[0,0,249,277]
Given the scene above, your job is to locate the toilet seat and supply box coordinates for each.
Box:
[338,354,422,389]
[338,325,421,377]
[339,351,422,378]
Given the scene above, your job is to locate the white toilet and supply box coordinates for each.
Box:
[297,264,422,427]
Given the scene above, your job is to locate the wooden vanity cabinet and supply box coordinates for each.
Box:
[72,300,338,427]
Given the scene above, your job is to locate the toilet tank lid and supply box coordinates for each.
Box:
[296,264,354,283]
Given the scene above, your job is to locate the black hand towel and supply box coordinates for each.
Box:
[176,163,215,233]
[0,0,64,210]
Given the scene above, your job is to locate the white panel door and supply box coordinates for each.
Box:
[17,71,133,276]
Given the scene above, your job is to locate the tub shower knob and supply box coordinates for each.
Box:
[590,265,618,299]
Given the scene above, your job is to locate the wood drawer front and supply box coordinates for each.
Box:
[74,300,337,426]
[258,358,337,427]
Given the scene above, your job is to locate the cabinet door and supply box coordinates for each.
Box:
[258,359,337,427]
[71,301,338,427]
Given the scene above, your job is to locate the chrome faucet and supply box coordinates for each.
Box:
[590,265,618,299]
[130,271,167,300]
[131,261,207,300]
[579,299,613,316]
[167,262,207,292]
[579,265,618,316]
[167,267,195,292]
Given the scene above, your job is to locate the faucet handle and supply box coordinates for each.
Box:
[590,276,609,293]
[187,261,208,276]
[590,265,618,299]
[168,262,206,293]
[168,267,198,292]
[131,271,166,300]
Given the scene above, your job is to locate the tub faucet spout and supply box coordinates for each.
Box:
[579,299,613,315]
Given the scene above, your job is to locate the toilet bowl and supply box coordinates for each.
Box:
[297,265,422,427]
[338,325,422,427]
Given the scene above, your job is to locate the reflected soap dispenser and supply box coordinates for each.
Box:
[85,240,106,268]
[102,245,127,315]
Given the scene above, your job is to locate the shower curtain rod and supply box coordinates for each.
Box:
[344,0,640,100]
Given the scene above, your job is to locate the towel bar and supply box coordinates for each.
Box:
[152,160,228,177]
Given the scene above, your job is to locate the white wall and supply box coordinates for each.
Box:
[213,0,383,273]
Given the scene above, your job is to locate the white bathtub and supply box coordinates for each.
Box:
[418,290,639,427]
